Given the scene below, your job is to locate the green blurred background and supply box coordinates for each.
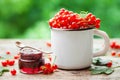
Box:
[0,0,120,39]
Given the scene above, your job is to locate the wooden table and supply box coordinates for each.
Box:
[0,39,120,80]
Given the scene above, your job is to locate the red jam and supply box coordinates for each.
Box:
[18,48,44,74]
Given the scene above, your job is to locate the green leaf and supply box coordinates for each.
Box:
[90,57,120,75]
[2,68,9,72]
[0,66,3,72]
[91,69,103,74]
[90,65,114,75]
[0,72,2,76]
[0,66,9,76]
[92,58,111,66]
[104,68,114,75]
[92,58,102,65]
[80,11,88,18]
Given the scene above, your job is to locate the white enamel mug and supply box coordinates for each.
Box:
[51,28,110,69]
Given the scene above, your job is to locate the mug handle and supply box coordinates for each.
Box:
[93,29,110,57]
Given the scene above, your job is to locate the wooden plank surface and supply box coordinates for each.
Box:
[0,39,120,80]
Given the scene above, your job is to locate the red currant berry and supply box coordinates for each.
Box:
[8,60,15,66]
[96,18,101,24]
[45,63,51,68]
[118,45,120,49]
[107,62,112,67]
[86,13,92,19]
[115,44,119,49]
[56,15,61,21]
[111,51,116,56]
[52,64,58,70]
[14,55,19,59]
[71,22,79,29]
[48,68,54,73]
[91,15,96,21]
[117,53,120,57]
[43,69,49,74]
[88,19,95,25]
[95,23,100,29]
[64,10,69,15]
[110,41,116,49]
[6,60,9,64]
[1,61,7,67]
[46,42,51,47]
[60,20,68,27]
[39,66,43,71]
[69,14,76,22]
[10,69,17,76]
[60,8,65,12]
[6,51,11,55]
[49,19,54,27]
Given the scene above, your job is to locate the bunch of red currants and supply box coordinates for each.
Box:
[110,41,120,57]
[40,63,58,74]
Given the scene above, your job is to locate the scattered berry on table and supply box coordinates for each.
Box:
[1,61,7,67]
[117,53,120,57]
[106,61,112,67]
[14,55,19,59]
[8,60,15,66]
[110,41,120,57]
[6,51,11,55]
[1,60,15,67]
[40,63,58,74]
[110,41,116,49]
[46,42,51,47]
[10,69,17,76]
[110,41,120,49]
[111,51,116,56]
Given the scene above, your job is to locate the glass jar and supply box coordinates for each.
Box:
[18,47,44,74]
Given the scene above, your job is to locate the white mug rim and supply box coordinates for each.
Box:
[50,27,95,31]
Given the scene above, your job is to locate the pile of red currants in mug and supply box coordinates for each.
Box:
[49,8,101,30]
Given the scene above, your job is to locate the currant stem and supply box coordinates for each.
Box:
[112,66,120,69]
[51,55,57,66]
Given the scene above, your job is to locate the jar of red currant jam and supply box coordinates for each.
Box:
[18,47,44,74]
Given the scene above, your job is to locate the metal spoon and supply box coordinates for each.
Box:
[16,41,52,54]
